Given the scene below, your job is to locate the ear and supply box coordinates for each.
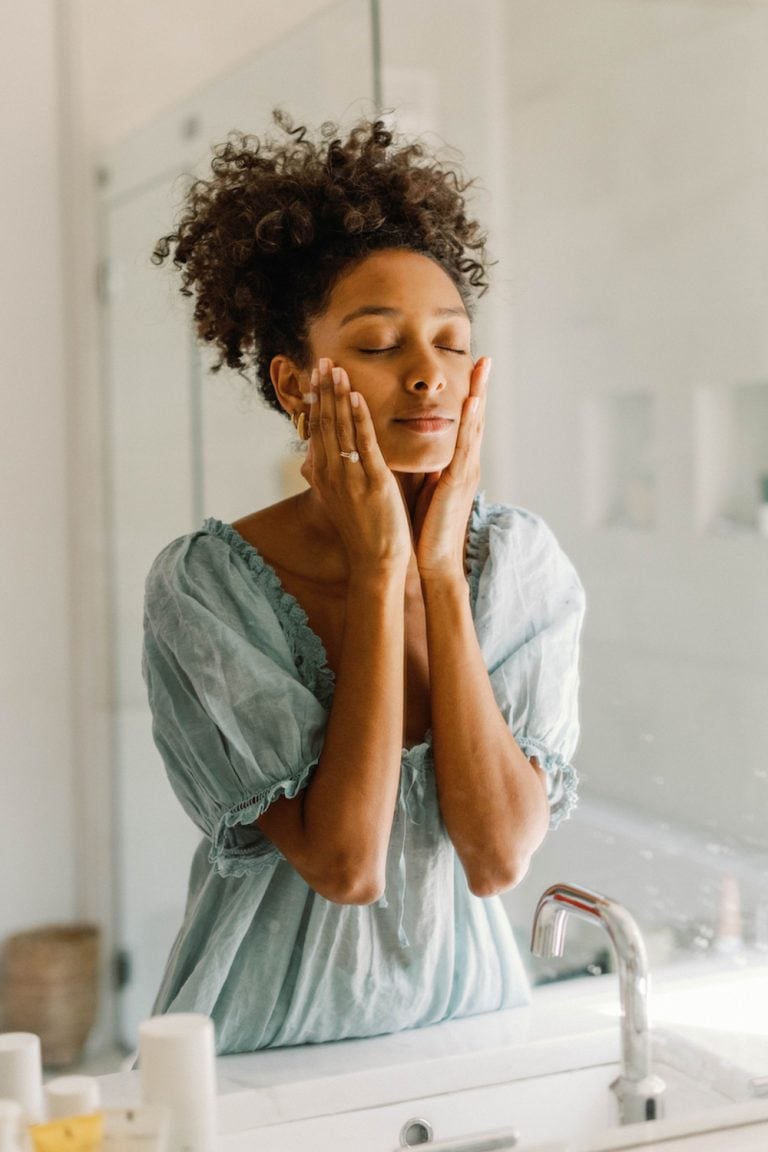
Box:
[270,355,308,417]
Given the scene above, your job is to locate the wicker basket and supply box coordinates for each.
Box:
[3,923,100,1068]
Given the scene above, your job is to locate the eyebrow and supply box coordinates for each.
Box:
[339,305,469,327]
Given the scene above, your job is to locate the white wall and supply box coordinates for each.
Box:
[0,0,352,1038]
[72,0,342,150]
[0,1,75,950]
[498,0,768,853]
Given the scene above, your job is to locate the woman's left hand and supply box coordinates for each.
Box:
[413,356,491,580]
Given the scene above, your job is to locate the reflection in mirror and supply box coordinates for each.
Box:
[94,0,767,1061]
[466,0,768,988]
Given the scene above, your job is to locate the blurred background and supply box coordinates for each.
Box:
[2,0,767,1066]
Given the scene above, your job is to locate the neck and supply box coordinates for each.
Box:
[395,471,432,519]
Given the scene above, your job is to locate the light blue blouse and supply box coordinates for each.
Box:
[142,495,585,1054]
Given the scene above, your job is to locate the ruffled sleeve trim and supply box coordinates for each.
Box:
[515,734,579,829]
[202,517,335,710]
[466,492,489,610]
[209,756,321,878]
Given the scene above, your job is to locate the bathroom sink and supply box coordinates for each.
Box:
[217,1031,743,1151]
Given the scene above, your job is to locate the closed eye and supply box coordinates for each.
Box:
[356,344,468,356]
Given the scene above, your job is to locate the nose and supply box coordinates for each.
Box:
[403,347,445,394]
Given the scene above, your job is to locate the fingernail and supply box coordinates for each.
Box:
[304,391,318,404]
[310,367,319,388]
[469,396,480,414]
[480,357,492,385]
[350,391,360,408]
[319,357,331,376]
[331,366,342,385]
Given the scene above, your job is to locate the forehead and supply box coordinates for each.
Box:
[323,249,468,320]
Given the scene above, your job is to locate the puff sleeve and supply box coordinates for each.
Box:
[141,527,331,877]
[468,499,586,827]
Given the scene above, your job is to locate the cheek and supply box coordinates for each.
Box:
[358,392,387,432]
[342,368,388,414]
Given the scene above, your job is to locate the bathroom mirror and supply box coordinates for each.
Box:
[91,0,768,1043]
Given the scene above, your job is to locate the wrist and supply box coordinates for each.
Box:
[415,538,468,586]
[419,567,470,598]
[347,558,410,592]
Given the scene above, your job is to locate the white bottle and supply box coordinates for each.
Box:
[45,1075,100,1119]
[0,1100,26,1152]
[0,1034,43,1123]
[139,1014,217,1152]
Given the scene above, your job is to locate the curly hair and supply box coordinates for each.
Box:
[153,110,491,415]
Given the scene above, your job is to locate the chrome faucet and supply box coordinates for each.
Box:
[530,883,666,1126]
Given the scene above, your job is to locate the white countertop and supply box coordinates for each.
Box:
[98,957,768,1150]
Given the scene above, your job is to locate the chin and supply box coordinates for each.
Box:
[386,443,456,474]
[390,454,452,474]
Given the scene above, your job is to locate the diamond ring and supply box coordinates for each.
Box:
[339,450,360,462]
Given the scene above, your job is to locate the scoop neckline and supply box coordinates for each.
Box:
[202,516,336,709]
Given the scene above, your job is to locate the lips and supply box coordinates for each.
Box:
[394,411,455,433]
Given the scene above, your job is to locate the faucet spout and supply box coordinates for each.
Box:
[531,883,666,1125]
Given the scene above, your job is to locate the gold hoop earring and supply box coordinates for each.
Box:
[292,411,309,441]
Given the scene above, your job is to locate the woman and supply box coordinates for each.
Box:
[143,113,585,1054]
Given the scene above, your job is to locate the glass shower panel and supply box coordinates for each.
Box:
[101,0,374,1047]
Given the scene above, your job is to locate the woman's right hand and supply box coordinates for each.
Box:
[300,358,412,573]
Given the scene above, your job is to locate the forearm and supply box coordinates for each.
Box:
[258,566,407,901]
[422,574,550,896]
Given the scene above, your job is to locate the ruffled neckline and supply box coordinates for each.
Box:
[201,516,336,712]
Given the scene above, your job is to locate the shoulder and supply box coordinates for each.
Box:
[145,522,234,600]
[144,519,282,634]
[468,494,584,613]
[469,494,567,571]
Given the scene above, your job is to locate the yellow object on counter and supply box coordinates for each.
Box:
[27,1112,102,1152]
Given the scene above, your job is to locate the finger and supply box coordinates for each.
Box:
[470,355,492,400]
[299,367,319,427]
[332,365,357,458]
[300,437,315,486]
[467,355,491,425]
[307,386,326,469]
[311,357,337,469]
[319,356,351,467]
[348,389,386,474]
[447,363,490,478]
